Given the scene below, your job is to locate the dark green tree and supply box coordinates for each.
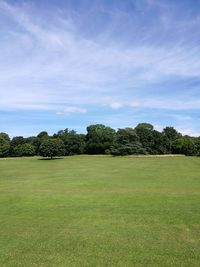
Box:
[25,136,40,155]
[0,136,10,157]
[39,138,65,159]
[110,128,146,155]
[54,129,86,155]
[0,132,10,141]
[13,143,35,157]
[37,131,49,140]
[162,127,181,153]
[134,123,154,153]
[195,137,200,156]
[10,136,26,156]
[172,136,197,156]
[86,124,116,154]
[151,130,170,154]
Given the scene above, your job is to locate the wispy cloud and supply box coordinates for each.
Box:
[109,102,123,109]
[56,106,87,115]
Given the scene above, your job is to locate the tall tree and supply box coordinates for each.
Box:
[162,127,181,153]
[0,136,10,157]
[39,138,65,159]
[86,124,116,154]
[54,129,86,155]
[172,136,197,156]
[134,123,154,153]
[110,128,145,156]
[13,144,35,157]
[10,136,26,156]
[152,130,170,154]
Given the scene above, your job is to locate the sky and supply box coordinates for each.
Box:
[0,0,200,137]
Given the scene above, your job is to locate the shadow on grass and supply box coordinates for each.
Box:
[38,157,64,160]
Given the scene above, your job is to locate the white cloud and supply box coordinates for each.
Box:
[128,99,200,111]
[109,102,123,109]
[56,106,87,115]
[0,0,200,113]
[129,101,140,108]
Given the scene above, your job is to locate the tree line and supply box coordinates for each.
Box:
[0,123,200,158]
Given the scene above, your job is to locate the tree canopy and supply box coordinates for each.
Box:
[0,123,200,158]
[39,138,65,159]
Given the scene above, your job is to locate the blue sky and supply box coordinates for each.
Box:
[0,0,200,137]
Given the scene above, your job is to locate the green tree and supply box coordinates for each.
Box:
[13,143,35,157]
[134,123,154,153]
[39,138,65,159]
[25,136,40,155]
[37,131,49,139]
[172,137,197,156]
[162,127,181,153]
[195,137,200,156]
[110,128,146,156]
[86,124,116,154]
[0,136,10,157]
[10,136,26,157]
[152,130,170,154]
[0,132,10,141]
[54,129,86,155]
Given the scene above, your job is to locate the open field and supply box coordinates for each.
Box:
[0,156,200,267]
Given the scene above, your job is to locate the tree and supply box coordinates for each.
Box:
[25,136,41,155]
[163,127,181,141]
[39,138,65,159]
[10,136,26,157]
[37,131,49,139]
[151,130,170,154]
[162,127,181,153]
[86,124,116,154]
[116,128,139,144]
[135,123,154,131]
[0,136,10,157]
[195,137,200,156]
[172,137,197,156]
[13,143,35,157]
[0,132,10,141]
[110,128,146,155]
[54,129,86,155]
[134,123,154,153]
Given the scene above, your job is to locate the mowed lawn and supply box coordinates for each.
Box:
[0,156,200,267]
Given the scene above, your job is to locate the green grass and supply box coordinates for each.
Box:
[0,156,200,267]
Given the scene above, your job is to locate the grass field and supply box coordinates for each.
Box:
[0,156,200,267]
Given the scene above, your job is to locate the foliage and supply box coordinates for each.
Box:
[86,124,116,154]
[110,128,146,155]
[162,127,182,153]
[37,131,49,139]
[134,123,155,153]
[54,129,86,155]
[195,137,200,156]
[13,143,36,157]
[25,136,41,155]
[151,130,170,154]
[39,138,65,159]
[0,136,10,157]
[172,136,197,156]
[0,132,10,141]
[1,123,200,157]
